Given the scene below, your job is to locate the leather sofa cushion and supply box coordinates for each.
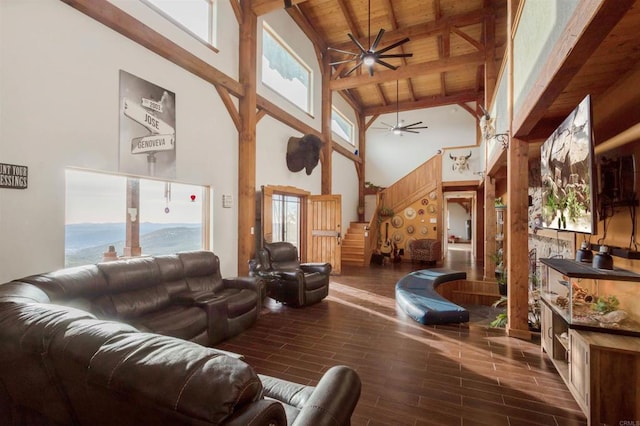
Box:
[98,257,161,293]
[91,284,172,319]
[17,264,108,302]
[87,332,263,424]
[179,251,225,292]
[264,242,300,271]
[216,288,258,318]
[155,254,190,296]
[131,305,207,340]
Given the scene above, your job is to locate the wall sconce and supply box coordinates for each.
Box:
[128,208,138,222]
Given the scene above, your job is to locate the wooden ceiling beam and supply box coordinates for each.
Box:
[329,7,491,52]
[330,51,485,91]
[61,0,244,98]
[337,0,361,38]
[363,90,479,116]
[287,4,327,52]
[250,0,308,16]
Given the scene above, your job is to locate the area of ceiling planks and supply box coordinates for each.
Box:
[259,0,506,117]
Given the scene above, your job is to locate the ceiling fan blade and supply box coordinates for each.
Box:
[348,33,368,54]
[371,126,390,130]
[376,37,410,55]
[378,53,413,59]
[344,61,363,77]
[327,46,360,56]
[406,126,429,130]
[330,58,359,66]
[404,130,420,134]
[376,59,398,71]
[370,28,385,51]
[404,121,423,127]
[380,122,394,127]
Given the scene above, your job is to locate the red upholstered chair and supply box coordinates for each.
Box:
[408,239,442,265]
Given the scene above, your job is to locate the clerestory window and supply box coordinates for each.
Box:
[261,23,312,114]
[143,0,217,47]
[331,106,355,145]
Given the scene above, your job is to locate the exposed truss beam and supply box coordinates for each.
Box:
[363,90,479,116]
[329,7,491,52]
[250,0,308,16]
[330,52,485,91]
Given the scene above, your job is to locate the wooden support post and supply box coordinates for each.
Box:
[506,136,531,339]
[237,3,257,275]
[484,176,496,281]
[356,113,366,222]
[321,55,332,195]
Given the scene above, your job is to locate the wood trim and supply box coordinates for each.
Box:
[321,55,333,195]
[215,86,240,131]
[230,0,242,25]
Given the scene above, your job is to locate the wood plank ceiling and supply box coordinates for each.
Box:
[253,0,508,117]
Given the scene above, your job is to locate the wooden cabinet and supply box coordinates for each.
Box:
[568,329,589,413]
[541,299,640,424]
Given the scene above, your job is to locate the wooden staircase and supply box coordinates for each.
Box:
[341,222,368,266]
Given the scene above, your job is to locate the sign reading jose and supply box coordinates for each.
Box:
[0,163,28,189]
[119,70,176,178]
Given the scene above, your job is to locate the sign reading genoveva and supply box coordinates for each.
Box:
[0,162,28,189]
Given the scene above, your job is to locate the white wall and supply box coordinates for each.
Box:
[0,1,361,282]
[365,104,476,187]
[447,202,470,239]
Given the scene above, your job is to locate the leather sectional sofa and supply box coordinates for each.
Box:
[9,251,261,346]
[0,251,362,425]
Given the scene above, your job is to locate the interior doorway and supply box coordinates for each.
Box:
[443,191,476,261]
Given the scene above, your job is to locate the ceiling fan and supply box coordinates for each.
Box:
[373,81,428,135]
[328,0,412,77]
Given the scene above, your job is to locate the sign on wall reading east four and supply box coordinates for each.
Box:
[0,162,28,189]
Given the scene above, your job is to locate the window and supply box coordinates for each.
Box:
[331,106,355,145]
[144,0,216,46]
[262,24,312,114]
[272,193,301,248]
[65,169,207,267]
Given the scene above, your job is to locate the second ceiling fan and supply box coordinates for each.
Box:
[373,81,428,135]
[329,0,412,76]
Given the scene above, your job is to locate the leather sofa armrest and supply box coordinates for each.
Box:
[223,399,287,426]
[293,365,361,426]
[260,365,361,426]
[300,263,332,275]
[223,276,263,292]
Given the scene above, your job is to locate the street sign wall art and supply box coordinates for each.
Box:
[119,70,176,178]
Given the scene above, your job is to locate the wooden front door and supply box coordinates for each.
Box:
[307,194,342,274]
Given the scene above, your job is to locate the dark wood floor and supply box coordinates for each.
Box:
[217,250,586,425]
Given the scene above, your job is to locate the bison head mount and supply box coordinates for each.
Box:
[286,134,323,175]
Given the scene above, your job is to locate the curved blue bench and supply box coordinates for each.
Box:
[396,269,469,325]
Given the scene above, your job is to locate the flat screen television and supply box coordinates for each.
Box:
[540,94,596,234]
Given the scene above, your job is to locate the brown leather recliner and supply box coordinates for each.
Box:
[0,287,361,425]
[257,242,331,307]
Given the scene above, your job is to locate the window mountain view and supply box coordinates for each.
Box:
[65,222,202,267]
